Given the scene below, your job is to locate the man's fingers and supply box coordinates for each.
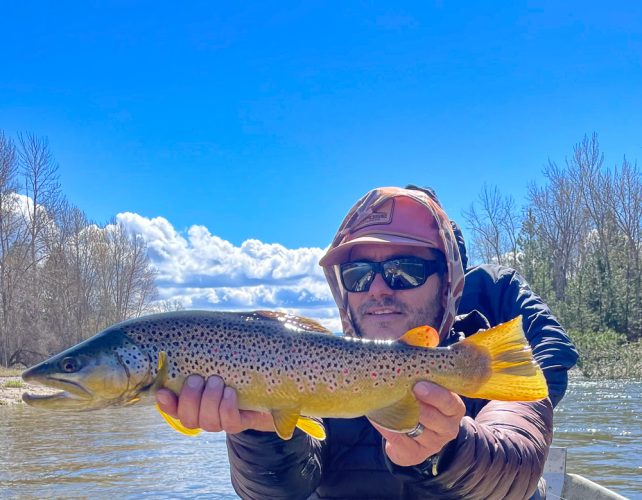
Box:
[414,382,466,418]
[177,375,205,429]
[198,376,225,432]
[219,386,244,434]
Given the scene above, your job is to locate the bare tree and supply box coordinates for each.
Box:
[0,131,23,365]
[611,158,642,338]
[463,184,521,267]
[527,161,587,301]
[93,220,157,327]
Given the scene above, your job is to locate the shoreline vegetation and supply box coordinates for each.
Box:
[570,329,642,379]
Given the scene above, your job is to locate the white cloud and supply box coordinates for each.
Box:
[116,212,341,332]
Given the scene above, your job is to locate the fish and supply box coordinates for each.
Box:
[22,310,548,440]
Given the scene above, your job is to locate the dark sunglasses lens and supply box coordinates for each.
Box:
[341,262,376,292]
[382,259,427,289]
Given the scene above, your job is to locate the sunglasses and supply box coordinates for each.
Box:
[340,256,446,293]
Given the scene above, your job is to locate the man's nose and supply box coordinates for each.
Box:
[368,272,393,296]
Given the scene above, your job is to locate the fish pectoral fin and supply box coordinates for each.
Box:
[271,409,302,440]
[150,351,169,392]
[398,325,440,348]
[296,416,326,440]
[366,391,420,432]
[155,404,201,437]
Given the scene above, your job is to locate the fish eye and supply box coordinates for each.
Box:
[60,357,80,373]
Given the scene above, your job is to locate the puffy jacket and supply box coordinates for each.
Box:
[226,265,576,499]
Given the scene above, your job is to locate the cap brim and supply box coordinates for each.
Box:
[319,233,440,266]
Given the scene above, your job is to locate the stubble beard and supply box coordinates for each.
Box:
[349,295,444,340]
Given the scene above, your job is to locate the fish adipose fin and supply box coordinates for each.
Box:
[462,316,548,401]
[366,390,420,432]
[399,325,440,348]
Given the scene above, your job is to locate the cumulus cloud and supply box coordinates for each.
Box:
[116,212,342,332]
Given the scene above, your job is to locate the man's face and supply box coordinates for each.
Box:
[346,244,446,341]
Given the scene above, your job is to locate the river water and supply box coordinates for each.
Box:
[1,377,640,499]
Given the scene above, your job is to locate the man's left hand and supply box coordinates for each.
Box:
[370,381,466,467]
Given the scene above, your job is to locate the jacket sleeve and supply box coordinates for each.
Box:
[460,265,579,407]
[226,427,326,500]
[385,398,553,500]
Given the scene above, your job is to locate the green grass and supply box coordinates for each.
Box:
[2,379,25,389]
[569,328,642,379]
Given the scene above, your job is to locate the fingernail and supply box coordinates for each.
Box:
[156,391,171,406]
[223,387,233,400]
[187,375,203,389]
[207,377,222,389]
[414,382,430,398]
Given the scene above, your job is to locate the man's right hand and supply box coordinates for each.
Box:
[155,375,276,434]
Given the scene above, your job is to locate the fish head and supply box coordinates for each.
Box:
[21,328,152,410]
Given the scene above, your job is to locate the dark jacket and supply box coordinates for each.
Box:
[226,265,577,499]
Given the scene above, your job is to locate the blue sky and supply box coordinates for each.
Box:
[2,2,641,329]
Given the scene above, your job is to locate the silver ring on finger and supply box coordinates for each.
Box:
[406,423,425,439]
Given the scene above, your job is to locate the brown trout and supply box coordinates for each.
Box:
[22,310,547,440]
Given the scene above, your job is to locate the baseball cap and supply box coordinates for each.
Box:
[319,190,445,266]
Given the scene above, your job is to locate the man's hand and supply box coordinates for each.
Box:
[155,375,275,434]
[370,381,466,467]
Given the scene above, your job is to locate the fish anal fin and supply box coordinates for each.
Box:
[366,391,419,432]
[271,409,301,440]
[155,404,201,436]
[399,325,440,348]
[296,416,326,440]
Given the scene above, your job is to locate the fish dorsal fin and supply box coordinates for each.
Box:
[366,391,420,433]
[271,409,302,440]
[398,325,440,348]
[254,311,331,334]
[296,417,326,440]
[155,404,201,436]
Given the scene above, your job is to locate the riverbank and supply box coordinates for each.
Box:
[0,374,57,406]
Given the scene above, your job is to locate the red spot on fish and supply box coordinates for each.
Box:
[371,372,377,378]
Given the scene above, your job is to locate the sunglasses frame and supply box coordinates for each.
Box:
[339,255,446,293]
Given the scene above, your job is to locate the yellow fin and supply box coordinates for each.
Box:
[459,316,548,401]
[271,409,300,440]
[155,404,201,436]
[296,417,326,440]
[151,351,169,393]
[399,325,440,348]
[366,390,419,433]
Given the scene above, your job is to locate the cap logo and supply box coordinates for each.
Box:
[351,199,394,232]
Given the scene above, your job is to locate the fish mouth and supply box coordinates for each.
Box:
[22,377,92,408]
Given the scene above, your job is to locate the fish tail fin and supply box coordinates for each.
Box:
[460,316,548,401]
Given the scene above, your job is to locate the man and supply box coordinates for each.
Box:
[156,186,577,499]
